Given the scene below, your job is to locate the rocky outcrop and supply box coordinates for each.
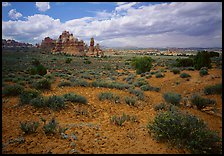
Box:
[40,37,56,51]
[52,31,87,56]
[86,37,104,57]
[2,39,33,48]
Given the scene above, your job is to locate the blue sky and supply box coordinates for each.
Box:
[2,2,222,48]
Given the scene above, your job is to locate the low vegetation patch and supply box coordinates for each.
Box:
[190,94,216,110]
[124,96,137,106]
[199,67,209,76]
[131,56,153,74]
[128,88,144,100]
[3,84,24,96]
[171,68,181,74]
[63,93,87,104]
[204,83,222,95]
[19,89,40,105]
[20,121,39,134]
[110,113,138,126]
[147,109,222,154]
[180,72,191,78]
[140,84,160,92]
[46,95,65,110]
[155,72,164,78]
[43,118,58,135]
[32,78,51,90]
[163,92,181,106]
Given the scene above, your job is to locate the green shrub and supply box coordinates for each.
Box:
[125,96,136,106]
[154,103,166,111]
[72,79,89,87]
[131,56,153,74]
[33,78,51,90]
[63,93,87,104]
[175,58,194,67]
[204,83,222,95]
[20,121,39,134]
[19,89,40,105]
[31,58,40,67]
[147,109,221,154]
[128,88,144,100]
[133,78,148,87]
[163,92,181,106]
[46,95,65,110]
[3,84,24,96]
[110,113,138,126]
[194,51,212,70]
[199,67,208,76]
[83,60,91,64]
[140,84,160,92]
[171,68,180,74]
[155,72,164,78]
[58,81,72,87]
[65,58,72,63]
[180,73,191,78]
[43,118,58,135]
[98,92,114,101]
[190,94,216,110]
[30,96,47,108]
[36,64,47,76]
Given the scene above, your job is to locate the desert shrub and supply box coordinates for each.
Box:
[92,80,130,90]
[147,109,222,154]
[131,56,153,74]
[98,92,114,101]
[36,64,47,76]
[155,72,164,78]
[133,77,148,87]
[46,95,65,110]
[154,103,166,111]
[186,67,195,71]
[32,78,51,90]
[30,96,47,108]
[175,58,194,67]
[65,58,72,63]
[128,88,144,100]
[125,96,137,106]
[194,51,212,70]
[114,95,121,104]
[3,84,24,96]
[72,78,89,87]
[63,93,87,104]
[171,68,180,74]
[199,67,208,76]
[163,92,181,106]
[83,60,91,64]
[140,84,160,92]
[190,94,216,110]
[110,113,138,126]
[19,89,40,105]
[31,58,41,67]
[180,73,191,78]
[43,118,58,135]
[58,81,72,87]
[208,51,219,57]
[20,121,39,134]
[204,83,222,95]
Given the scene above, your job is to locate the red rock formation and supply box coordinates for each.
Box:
[52,31,86,56]
[40,37,56,51]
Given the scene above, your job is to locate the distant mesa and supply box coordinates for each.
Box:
[2,39,33,48]
[40,30,104,57]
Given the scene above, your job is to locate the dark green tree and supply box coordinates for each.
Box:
[194,51,212,70]
[131,56,153,74]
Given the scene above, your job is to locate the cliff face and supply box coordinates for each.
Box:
[40,37,56,50]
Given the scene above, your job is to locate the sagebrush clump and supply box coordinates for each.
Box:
[163,92,181,106]
[147,109,222,154]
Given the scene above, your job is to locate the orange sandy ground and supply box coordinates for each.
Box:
[2,67,222,154]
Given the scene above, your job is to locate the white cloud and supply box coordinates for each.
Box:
[8,9,22,20]
[2,2,222,48]
[35,2,50,12]
[115,2,139,12]
[2,2,11,7]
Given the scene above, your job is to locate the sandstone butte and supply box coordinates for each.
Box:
[39,31,104,57]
